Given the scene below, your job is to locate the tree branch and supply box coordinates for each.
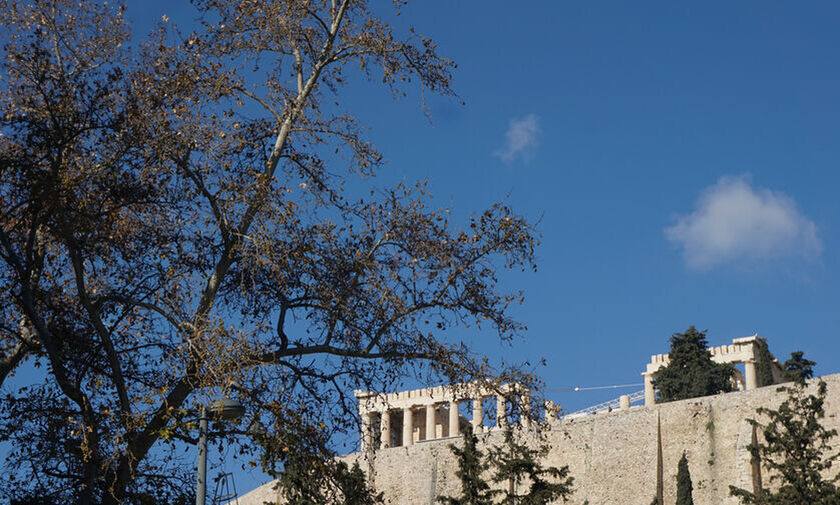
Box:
[260,343,434,363]
[61,224,132,418]
[102,294,190,335]
[174,151,233,249]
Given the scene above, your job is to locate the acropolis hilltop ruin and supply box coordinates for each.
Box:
[351,335,785,454]
[238,335,839,505]
[354,382,534,452]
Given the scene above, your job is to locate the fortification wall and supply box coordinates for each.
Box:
[238,373,840,505]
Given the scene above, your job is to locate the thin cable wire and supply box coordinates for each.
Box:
[546,382,643,393]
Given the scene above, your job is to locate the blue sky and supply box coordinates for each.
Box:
[125,0,840,492]
[277,1,840,394]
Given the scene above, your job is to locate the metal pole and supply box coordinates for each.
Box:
[196,405,208,505]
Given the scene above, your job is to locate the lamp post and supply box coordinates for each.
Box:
[196,399,246,505]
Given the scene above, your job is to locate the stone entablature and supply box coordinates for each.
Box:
[641,334,785,406]
[354,382,530,452]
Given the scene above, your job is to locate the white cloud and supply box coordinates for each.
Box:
[494,114,541,164]
[664,175,821,269]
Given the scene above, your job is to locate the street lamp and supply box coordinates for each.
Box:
[197,399,246,505]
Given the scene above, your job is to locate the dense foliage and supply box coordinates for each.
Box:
[488,428,573,505]
[0,1,539,503]
[730,375,840,505]
[782,351,816,384]
[653,326,735,403]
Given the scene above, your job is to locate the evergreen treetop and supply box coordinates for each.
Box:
[653,326,735,403]
[783,351,816,384]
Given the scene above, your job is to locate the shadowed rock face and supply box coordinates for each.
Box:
[237,374,840,505]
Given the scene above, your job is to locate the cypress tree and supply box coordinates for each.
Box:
[653,326,735,403]
[676,452,694,505]
[755,338,775,387]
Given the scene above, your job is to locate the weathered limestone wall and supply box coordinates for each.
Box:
[238,373,840,505]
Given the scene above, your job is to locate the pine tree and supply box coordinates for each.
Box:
[274,428,382,505]
[782,351,816,383]
[277,449,328,505]
[335,462,384,505]
[653,326,735,403]
[439,424,493,505]
[676,452,694,505]
[488,428,574,505]
[730,374,840,505]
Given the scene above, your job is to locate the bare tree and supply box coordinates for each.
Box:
[0,1,539,504]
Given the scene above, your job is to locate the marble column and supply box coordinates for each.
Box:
[403,407,414,446]
[497,395,507,429]
[380,410,391,449]
[745,359,758,390]
[643,372,656,406]
[425,404,436,441]
[472,398,483,432]
[520,392,530,428]
[361,412,373,453]
[449,401,460,437]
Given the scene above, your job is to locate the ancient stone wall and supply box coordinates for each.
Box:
[237,373,840,505]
